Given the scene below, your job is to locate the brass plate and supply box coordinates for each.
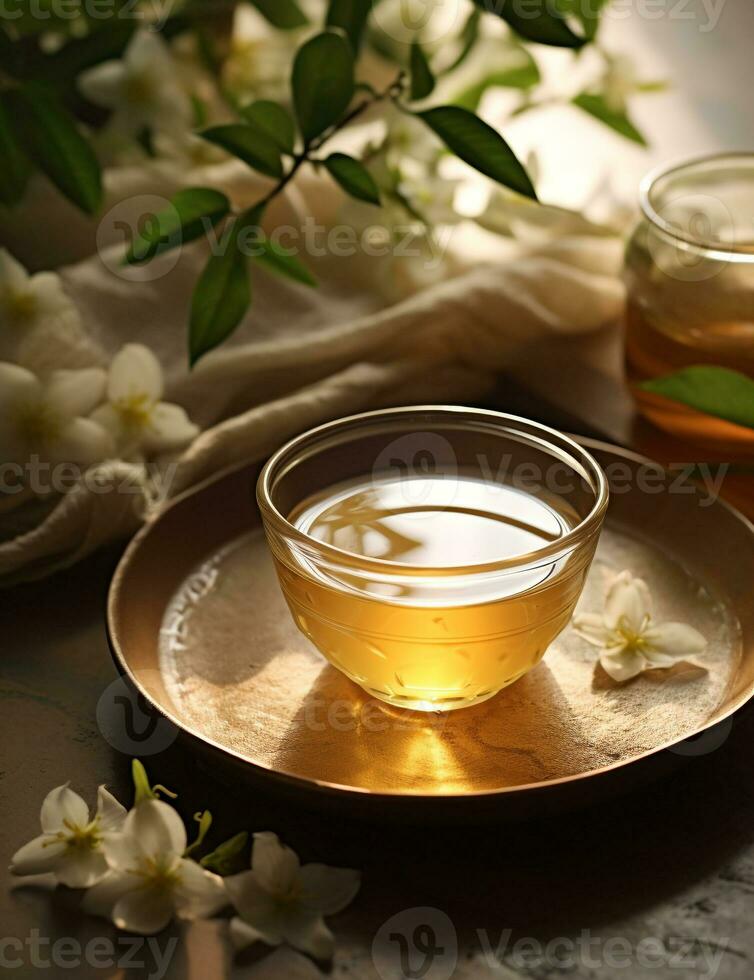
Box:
[108,440,754,813]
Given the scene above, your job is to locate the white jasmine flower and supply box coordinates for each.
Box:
[225,832,360,960]
[90,344,198,457]
[83,800,227,935]
[372,0,462,50]
[10,784,127,888]
[0,362,113,466]
[223,5,311,103]
[573,570,708,682]
[600,53,640,113]
[79,30,191,138]
[384,110,444,169]
[0,250,81,358]
[151,131,227,169]
[224,33,300,104]
[395,167,463,228]
[365,113,463,229]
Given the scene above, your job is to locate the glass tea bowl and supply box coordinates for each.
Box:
[257,407,609,712]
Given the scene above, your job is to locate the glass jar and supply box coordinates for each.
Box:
[257,407,608,713]
[625,153,754,452]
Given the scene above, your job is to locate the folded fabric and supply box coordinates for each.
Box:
[0,196,626,586]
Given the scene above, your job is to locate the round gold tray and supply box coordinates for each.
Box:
[108,440,754,817]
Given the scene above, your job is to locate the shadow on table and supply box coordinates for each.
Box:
[173,704,754,953]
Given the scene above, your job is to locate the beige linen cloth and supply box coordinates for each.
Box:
[0,174,626,586]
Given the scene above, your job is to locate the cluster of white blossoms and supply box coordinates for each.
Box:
[11,781,359,957]
[79,30,194,164]
[0,250,198,478]
[76,28,234,169]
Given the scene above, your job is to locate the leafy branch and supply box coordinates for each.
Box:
[127,17,545,365]
[181,50,408,366]
[0,0,651,365]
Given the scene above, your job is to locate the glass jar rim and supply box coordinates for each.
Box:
[256,406,609,577]
[639,151,754,261]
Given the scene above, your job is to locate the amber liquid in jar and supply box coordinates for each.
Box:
[279,473,586,712]
[625,154,754,453]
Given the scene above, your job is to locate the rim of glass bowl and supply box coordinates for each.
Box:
[257,406,609,578]
[639,151,754,263]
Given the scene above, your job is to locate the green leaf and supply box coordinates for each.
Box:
[417,105,536,199]
[444,8,481,74]
[0,95,32,207]
[326,0,372,53]
[185,810,213,857]
[193,22,223,77]
[240,100,296,154]
[191,95,209,128]
[200,832,249,876]
[641,366,754,431]
[253,234,318,286]
[135,126,156,158]
[572,93,647,146]
[7,84,101,214]
[130,759,176,805]
[125,187,231,265]
[637,80,669,94]
[0,26,26,79]
[292,31,355,144]
[471,0,586,49]
[1,0,88,37]
[323,152,381,206]
[454,58,540,111]
[555,0,609,40]
[199,123,283,178]
[246,0,308,29]
[131,759,154,806]
[44,21,136,77]
[190,221,251,366]
[410,41,435,101]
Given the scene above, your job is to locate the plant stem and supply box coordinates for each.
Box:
[255,70,407,211]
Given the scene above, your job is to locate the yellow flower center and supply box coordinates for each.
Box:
[3,288,37,324]
[136,855,180,892]
[614,615,651,652]
[273,880,302,910]
[116,394,154,432]
[125,72,157,106]
[189,141,217,166]
[44,818,101,851]
[15,400,61,447]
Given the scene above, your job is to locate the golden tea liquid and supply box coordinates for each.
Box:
[276,473,589,712]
